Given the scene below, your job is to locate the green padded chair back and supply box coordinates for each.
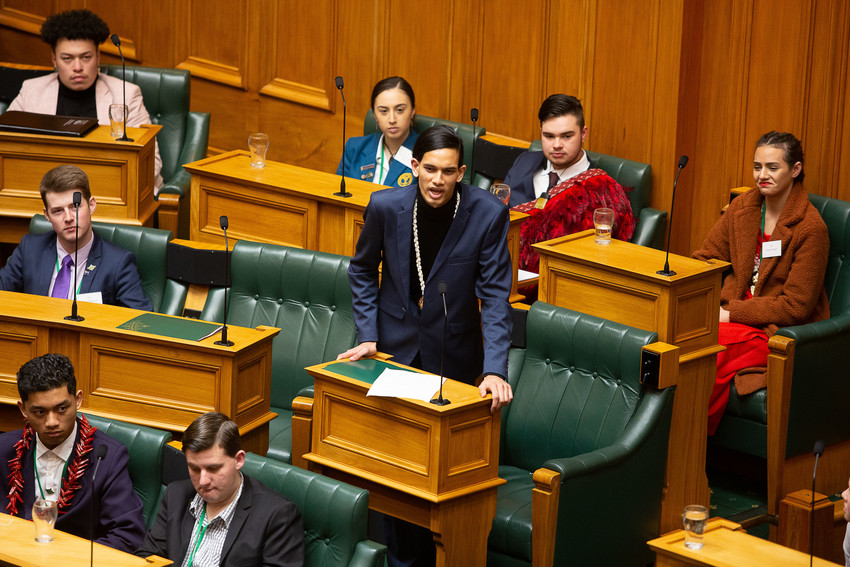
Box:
[242,453,385,567]
[81,414,171,529]
[502,302,659,472]
[808,194,850,313]
[28,214,181,314]
[99,65,189,181]
[224,240,358,412]
[364,109,486,184]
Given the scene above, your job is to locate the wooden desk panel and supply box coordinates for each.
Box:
[0,125,161,244]
[0,290,277,454]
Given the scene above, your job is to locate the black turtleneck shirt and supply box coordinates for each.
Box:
[56,78,98,119]
[409,188,459,303]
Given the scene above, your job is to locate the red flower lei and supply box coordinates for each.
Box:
[5,415,96,516]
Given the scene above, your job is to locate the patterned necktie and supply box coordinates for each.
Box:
[51,255,74,299]
[536,171,562,210]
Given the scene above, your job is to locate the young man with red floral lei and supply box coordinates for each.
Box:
[0,353,145,552]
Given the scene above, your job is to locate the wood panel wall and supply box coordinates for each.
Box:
[2,0,849,255]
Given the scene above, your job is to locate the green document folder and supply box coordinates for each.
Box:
[117,313,222,341]
[325,359,424,385]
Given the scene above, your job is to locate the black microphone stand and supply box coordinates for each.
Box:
[657,155,689,276]
[215,215,234,346]
[810,440,824,566]
[89,445,107,567]
[65,191,84,322]
[334,76,352,197]
[430,282,450,406]
[110,34,133,142]
[470,108,479,184]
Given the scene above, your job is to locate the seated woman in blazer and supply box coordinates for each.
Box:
[336,76,418,188]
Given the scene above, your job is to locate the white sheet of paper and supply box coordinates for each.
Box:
[367,368,444,402]
[518,269,538,282]
[76,291,103,304]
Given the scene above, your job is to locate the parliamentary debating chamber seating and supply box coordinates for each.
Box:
[487,302,677,567]
[199,239,358,464]
[710,192,850,532]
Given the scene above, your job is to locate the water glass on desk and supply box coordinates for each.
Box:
[683,504,707,550]
[593,207,614,245]
[32,498,57,543]
[490,183,510,205]
[248,133,270,168]
[108,104,128,138]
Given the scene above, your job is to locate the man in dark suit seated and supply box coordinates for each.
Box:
[137,412,305,566]
[0,164,152,310]
[0,353,146,552]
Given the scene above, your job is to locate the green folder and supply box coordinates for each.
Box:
[117,313,222,341]
[325,359,425,385]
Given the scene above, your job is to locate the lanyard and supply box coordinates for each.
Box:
[33,449,70,500]
[56,253,84,294]
[187,505,209,567]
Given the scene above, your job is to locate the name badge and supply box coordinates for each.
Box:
[762,240,781,258]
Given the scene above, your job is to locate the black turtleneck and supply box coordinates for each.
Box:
[56,78,98,119]
[409,188,459,303]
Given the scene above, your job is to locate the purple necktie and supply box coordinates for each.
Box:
[51,255,74,299]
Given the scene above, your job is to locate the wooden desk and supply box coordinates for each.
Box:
[0,512,170,566]
[534,229,730,533]
[302,358,503,567]
[649,518,843,566]
[185,150,527,302]
[0,290,278,454]
[0,124,161,244]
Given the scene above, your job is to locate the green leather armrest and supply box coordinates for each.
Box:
[778,312,850,457]
[349,540,388,567]
[631,207,667,250]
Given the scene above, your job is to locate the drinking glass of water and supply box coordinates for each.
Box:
[33,498,58,543]
[593,207,614,244]
[489,183,511,206]
[682,504,707,550]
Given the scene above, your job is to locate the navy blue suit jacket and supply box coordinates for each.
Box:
[503,150,547,207]
[336,130,419,187]
[0,231,152,311]
[137,476,304,566]
[0,424,146,552]
[349,183,512,383]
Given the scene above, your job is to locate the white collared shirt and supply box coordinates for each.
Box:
[49,236,94,299]
[34,422,78,502]
[372,133,413,185]
[181,474,244,567]
[532,150,591,198]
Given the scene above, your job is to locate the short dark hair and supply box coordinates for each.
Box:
[412,125,464,166]
[370,76,416,109]
[40,165,92,207]
[538,94,585,129]
[182,412,241,457]
[41,9,110,49]
[17,354,76,402]
[756,131,805,185]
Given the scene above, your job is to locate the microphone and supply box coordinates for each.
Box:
[89,444,108,567]
[215,215,234,346]
[470,108,479,185]
[430,281,451,406]
[656,155,689,276]
[65,191,84,322]
[810,439,825,566]
[334,76,351,198]
[110,34,134,142]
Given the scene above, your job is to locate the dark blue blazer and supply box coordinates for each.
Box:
[336,130,419,187]
[503,150,547,207]
[349,183,512,383]
[0,231,152,310]
[137,476,304,566]
[0,424,146,553]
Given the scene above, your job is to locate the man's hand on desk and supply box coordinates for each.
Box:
[337,341,377,362]
[480,374,513,412]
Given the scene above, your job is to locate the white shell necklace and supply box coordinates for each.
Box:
[412,188,461,309]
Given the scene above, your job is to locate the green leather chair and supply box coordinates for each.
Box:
[711,193,850,517]
[100,64,210,239]
[0,63,52,112]
[200,240,358,463]
[29,214,187,315]
[242,453,386,567]
[363,109,486,184]
[81,414,172,529]
[488,302,676,567]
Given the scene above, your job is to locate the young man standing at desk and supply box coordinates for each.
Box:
[0,164,152,310]
[0,353,146,552]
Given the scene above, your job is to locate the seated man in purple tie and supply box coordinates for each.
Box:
[0,164,151,310]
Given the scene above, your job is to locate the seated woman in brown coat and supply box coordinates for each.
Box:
[693,131,830,435]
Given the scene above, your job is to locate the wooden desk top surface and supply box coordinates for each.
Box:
[0,290,279,354]
[0,124,161,148]
[0,512,171,566]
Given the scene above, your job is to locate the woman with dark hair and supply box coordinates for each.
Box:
[693,131,830,434]
[336,76,418,187]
